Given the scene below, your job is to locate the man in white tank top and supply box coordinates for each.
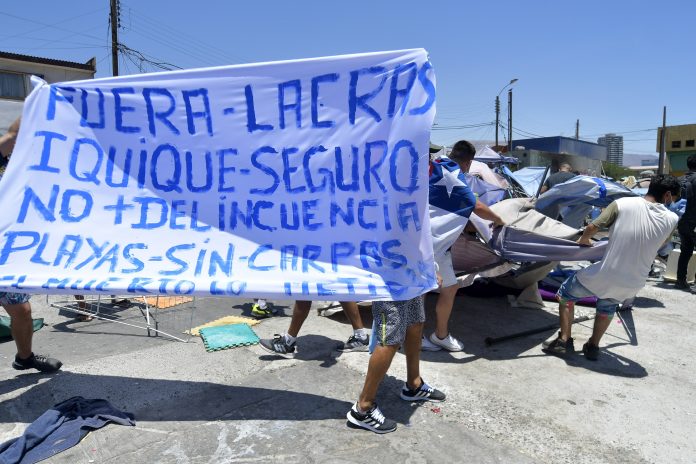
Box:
[542,175,680,361]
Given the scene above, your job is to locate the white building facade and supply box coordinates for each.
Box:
[1,51,96,134]
[597,133,624,166]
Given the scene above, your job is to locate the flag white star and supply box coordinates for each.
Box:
[433,166,464,197]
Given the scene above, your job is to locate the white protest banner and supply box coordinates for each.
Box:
[0,49,437,300]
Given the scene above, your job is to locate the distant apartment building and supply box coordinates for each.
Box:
[1,50,96,134]
[597,133,624,166]
[656,123,696,175]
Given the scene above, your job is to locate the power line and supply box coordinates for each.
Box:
[128,15,240,65]
[582,128,657,137]
[0,11,106,43]
[119,42,182,71]
[431,122,495,131]
[510,126,546,138]
[123,25,220,68]
[120,2,248,65]
[0,7,104,42]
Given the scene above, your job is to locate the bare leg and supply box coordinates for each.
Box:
[340,301,364,331]
[558,300,575,341]
[4,302,33,359]
[404,322,424,389]
[434,284,458,339]
[358,344,399,411]
[588,312,613,346]
[73,295,93,321]
[287,300,312,338]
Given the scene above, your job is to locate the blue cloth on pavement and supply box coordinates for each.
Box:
[0,396,135,464]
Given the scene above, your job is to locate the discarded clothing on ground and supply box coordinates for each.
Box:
[0,396,135,464]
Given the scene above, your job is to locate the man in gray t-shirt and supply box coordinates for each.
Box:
[542,175,679,361]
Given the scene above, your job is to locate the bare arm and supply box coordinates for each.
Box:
[473,199,505,227]
[577,201,619,246]
[0,117,21,156]
[577,223,598,247]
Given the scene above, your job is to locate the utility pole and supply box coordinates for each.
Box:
[495,79,518,150]
[507,88,513,153]
[658,106,667,175]
[575,119,579,139]
[110,0,119,76]
[495,96,501,147]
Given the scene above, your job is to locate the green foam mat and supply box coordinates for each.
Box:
[199,323,259,352]
[1,316,44,341]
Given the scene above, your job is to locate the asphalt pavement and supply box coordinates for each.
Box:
[1,280,694,463]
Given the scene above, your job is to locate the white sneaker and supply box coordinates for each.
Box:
[317,301,343,317]
[420,335,442,351]
[429,332,464,352]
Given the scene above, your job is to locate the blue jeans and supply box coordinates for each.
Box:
[556,275,620,316]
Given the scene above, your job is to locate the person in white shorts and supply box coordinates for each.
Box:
[424,140,504,352]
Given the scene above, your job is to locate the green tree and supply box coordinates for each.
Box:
[602,162,633,181]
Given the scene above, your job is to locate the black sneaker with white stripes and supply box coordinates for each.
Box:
[346,402,397,434]
[400,378,446,402]
[337,334,369,352]
[259,334,296,359]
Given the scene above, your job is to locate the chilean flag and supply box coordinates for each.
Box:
[429,157,477,259]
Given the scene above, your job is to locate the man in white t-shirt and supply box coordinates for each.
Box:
[542,175,680,361]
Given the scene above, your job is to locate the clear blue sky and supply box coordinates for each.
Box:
[2,0,693,155]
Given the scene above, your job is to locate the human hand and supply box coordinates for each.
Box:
[491,216,505,228]
[436,273,443,287]
[576,236,592,247]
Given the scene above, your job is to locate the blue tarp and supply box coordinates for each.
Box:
[502,166,548,197]
[535,175,637,228]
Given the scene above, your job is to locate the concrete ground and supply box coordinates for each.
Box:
[0,280,694,464]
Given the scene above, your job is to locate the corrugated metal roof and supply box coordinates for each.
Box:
[0,50,95,72]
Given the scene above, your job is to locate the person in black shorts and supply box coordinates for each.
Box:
[675,155,696,291]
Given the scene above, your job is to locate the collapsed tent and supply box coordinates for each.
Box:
[535,175,638,228]
[470,160,510,189]
[480,199,607,262]
[464,173,507,206]
[449,197,606,309]
[450,198,607,281]
[475,146,519,164]
[501,166,548,197]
